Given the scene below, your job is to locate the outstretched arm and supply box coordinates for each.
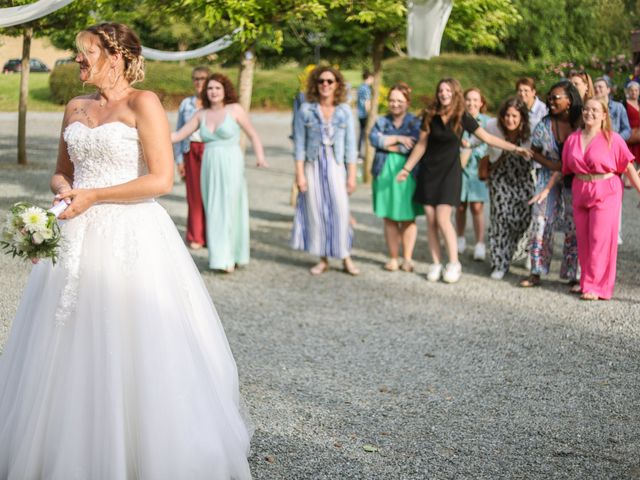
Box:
[57,91,175,219]
[171,110,201,143]
[232,104,268,167]
[474,127,532,158]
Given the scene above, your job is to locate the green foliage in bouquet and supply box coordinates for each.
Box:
[1,202,63,265]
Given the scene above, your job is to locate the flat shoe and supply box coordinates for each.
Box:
[343,260,360,276]
[519,275,540,288]
[401,260,414,272]
[384,259,399,272]
[569,283,582,294]
[310,261,329,275]
[580,292,599,301]
[189,242,204,250]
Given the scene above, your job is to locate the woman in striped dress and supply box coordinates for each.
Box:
[290,66,359,275]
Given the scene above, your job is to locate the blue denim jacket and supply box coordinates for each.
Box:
[293,102,357,164]
[369,112,421,177]
[609,100,631,140]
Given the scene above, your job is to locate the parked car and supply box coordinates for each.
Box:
[54,57,75,67]
[2,58,51,73]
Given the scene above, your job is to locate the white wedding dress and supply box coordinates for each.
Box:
[0,121,253,480]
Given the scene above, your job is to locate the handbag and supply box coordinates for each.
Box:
[478,155,490,181]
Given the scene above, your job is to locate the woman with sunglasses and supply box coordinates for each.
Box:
[174,66,210,250]
[396,78,532,283]
[522,81,582,288]
[291,66,360,275]
[562,98,640,299]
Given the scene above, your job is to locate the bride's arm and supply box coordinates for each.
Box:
[50,102,77,200]
[57,91,174,219]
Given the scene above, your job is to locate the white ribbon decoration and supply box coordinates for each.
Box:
[407,0,453,60]
[0,0,75,28]
[1,0,240,61]
[141,28,242,61]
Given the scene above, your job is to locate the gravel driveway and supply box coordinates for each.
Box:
[1,111,639,479]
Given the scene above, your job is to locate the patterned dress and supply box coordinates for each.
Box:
[529,117,578,280]
[291,120,353,259]
[485,120,534,273]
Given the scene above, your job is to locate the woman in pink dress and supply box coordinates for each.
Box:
[561,98,640,300]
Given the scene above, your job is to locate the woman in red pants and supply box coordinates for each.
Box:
[561,98,640,299]
[175,66,210,249]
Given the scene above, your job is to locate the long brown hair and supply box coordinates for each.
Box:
[497,97,530,144]
[421,78,466,135]
[201,73,238,107]
[305,66,347,105]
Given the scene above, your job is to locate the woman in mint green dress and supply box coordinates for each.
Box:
[172,73,267,272]
[369,83,422,272]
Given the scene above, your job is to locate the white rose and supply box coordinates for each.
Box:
[32,232,44,245]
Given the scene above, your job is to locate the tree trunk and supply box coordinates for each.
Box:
[237,46,256,151]
[18,26,33,166]
[363,32,386,184]
[178,41,187,67]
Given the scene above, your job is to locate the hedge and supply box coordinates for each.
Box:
[49,62,302,110]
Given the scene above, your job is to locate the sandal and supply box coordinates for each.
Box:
[384,258,399,272]
[519,274,541,288]
[580,292,599,301]
[401,259,415,273]
[343,258,360,276]
[310,260,329,276]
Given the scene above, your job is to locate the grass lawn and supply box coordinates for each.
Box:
[0,73,64,112]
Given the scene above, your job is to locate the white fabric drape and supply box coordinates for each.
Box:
[1,0,240,61]
[141,28,241,61]
[407,0,453,60]
[0,0,74,28]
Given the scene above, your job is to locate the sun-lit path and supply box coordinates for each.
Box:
[1,111,639,479]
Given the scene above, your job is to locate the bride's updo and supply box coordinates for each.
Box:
[76,22,145,85]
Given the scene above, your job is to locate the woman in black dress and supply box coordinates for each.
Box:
[397,78,532,283]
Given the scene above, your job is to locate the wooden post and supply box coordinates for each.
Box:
[18,26,33,166]
[237,46,256,151]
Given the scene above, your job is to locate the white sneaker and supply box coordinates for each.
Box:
[524,256,532,270]
[457,237,466,254]
[442,262,462,283]
[427,263,443,282]
[473,242,486,261]
[618,234,623,245]
[490,269,505,280]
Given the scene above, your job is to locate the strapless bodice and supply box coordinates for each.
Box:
[63,121,147,188]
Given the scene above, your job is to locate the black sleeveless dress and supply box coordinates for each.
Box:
[414,111,479,207]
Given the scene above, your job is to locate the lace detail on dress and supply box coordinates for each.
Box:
[54,122,151,326]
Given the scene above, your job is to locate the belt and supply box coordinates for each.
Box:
[575,172,614,182]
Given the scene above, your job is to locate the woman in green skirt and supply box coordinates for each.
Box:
[369,82,422,271]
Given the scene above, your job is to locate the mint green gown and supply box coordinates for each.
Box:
[199,114,249,270]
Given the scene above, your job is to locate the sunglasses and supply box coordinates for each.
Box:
[192,76,208,81]
[547,94,568,101]
[317,78,335,85]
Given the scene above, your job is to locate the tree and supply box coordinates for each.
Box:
[0,0,98,165]
[189,0,327,112]
[329,0,407,183]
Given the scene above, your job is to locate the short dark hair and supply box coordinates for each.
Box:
[201,73,238,107]
[362,70,372,80]
[515,77,536,91]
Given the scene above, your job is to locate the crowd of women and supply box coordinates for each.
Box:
[286,66,640,301]
[172,64,640,301]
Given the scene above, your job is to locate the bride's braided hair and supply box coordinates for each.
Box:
[81,23,145,84]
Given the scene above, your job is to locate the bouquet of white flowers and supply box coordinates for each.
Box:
[1,201,67,265]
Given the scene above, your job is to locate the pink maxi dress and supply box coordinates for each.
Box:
[562,130,635,299]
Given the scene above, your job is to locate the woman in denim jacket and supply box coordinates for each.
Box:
[369,82,422,272]
[290,66,360,275]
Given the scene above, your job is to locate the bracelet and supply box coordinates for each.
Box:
[402,167,411,173]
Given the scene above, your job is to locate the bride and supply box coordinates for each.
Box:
[0,23,252,479]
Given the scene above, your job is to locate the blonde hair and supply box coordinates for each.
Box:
[585,97,612,144]
[76,23,145,85]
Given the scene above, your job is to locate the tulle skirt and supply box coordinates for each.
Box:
[0,201,252,480]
